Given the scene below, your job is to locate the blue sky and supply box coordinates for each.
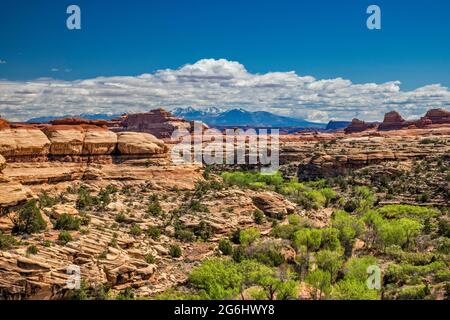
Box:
[1,0,449,89]
[0,0,449,121]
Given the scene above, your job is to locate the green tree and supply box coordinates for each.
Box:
[305,269,331,300]
[343,256,378,282]
[316,250,344,283]
[189,258,243,300]
[239,228,260,246]
[332,210,365,256]
[331,279,379,300]
[13,200,47,234]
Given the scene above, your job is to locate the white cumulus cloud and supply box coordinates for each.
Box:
[0,58,449,122]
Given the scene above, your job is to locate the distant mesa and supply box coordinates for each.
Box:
[112,108,192,139]
[344,108,450,134]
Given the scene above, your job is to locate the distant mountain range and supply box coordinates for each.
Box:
[27,113,119,123]
[26,107,327,129]
[172,107,325,128]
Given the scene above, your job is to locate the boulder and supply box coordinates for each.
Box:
[82,128,117,155]
[117,132,167,155]
[43,126,85,155]
[50,204,80,219]
[0,180,29,208]
[0,128,50,158]
[251,192,296,218]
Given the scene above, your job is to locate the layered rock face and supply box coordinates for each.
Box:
[0,128,51,161]
[117,132,167,155]
[378,111,411,131]
[114,108,191,140]
[0,120,167,162]
[295,134,450,180]
[421,108,450,125]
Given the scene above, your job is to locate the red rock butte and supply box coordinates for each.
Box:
[345,108,450,133]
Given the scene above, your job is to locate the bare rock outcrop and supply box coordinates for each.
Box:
[379,111,410,131]
[117,132,168,155]
[43,125,85,155]
[82,128,117,155]
[251,191,296,218]
[0,128,50,160]
[422,108,450,124]
[344,119,375,134]
[115,108,191,139]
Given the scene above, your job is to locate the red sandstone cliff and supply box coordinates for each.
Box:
[113,108,191,139]
[345,108,450,134]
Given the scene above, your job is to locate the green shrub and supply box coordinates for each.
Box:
[39,192,59,208]
[194,221,213,241]
[13,200,47,234]
[320,188,337,207]
[343,256,378,282]
[247,242,285,267]
[129,224,142,237]
[114,212,126,223]
[218,239,233,255]
[230,229,242,244]
[26,245,39,255]
[147,201,162,216]
[175,223,195,242]
[271,224,299,240]
[232,246,246,262]
[58,231,73,245]
[0,232,17,250]
[332,210,365,255]
[396,284,429,300]
[331,279,379,300]
[377,218,423,249]
[375,205,439,220]
[253,209,265,225]
[385,262,447,284]
[145,254,156,264]
[221,171,284,189]
[76,187,98,210]
[169,244,182,258]
[188,258,243,299]
[54,214,81,231]
[146,226,161,240]
[385,245,436,265]
[239,228,260,246]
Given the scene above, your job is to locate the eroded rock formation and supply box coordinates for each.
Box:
[114,108,191,139]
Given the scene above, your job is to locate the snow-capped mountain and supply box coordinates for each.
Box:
[172,107,325,128]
